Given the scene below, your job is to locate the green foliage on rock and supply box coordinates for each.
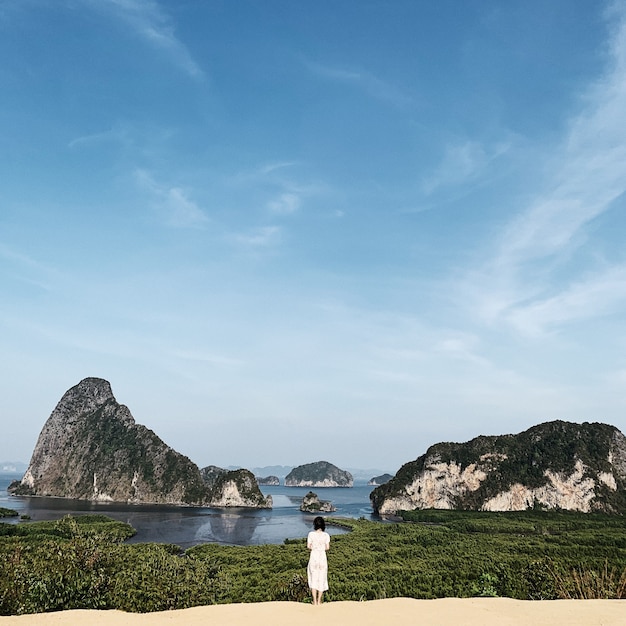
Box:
[0,507,18,518]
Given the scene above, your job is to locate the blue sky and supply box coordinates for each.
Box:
[2,1,626,473]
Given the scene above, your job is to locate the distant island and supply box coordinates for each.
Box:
[285,461,353,487]
[0,461,27,473]
[256,475,280,485]
[368,473,394,486]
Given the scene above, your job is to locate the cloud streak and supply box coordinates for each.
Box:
[82,0,203,79]
[267,192,300,215]
[306,60,412,107]
[230,226,282,248]
[134,169,209,228]
[420,139,511,195]
[465,6,626,335]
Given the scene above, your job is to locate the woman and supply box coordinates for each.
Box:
[307,516,330,605]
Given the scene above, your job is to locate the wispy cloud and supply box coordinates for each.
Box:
[81,0,203,79]
[267,192,300,215]
[420,139,510,195]
[464,7,626,335]
[257,161,298,176]
[230,160,326,217]
[134,169,209,228]
[306,60,412,107]
[171,349,244,367]
[434,333,490,367]
[230,226,282,248]
[0,244,59,291]
[68,124,132,149]
[506,264,626,336]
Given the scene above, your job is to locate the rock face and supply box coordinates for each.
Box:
[285,461,353,487]
[200,465,228,488]
[205,468,272,508]
[368,473,394,486]
[371,421,626,515]
[300,490,336,512]
[9,377,270,508]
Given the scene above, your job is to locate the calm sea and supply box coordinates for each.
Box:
[0,473,378,548]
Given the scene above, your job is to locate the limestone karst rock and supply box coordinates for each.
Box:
[299,490,336,512]
[200,465,229,488]
[10,377,270,508]
[205,468,272,508]
[10,377,207,504]
[285,461,353,487]
[371,421,626,515]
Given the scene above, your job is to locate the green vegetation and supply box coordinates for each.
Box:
[0,515,222,615]
[78,403,209,504]
[2,509,626,615]
[0,507,18,518]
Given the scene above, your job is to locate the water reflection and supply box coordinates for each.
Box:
[1,474,374,547]
[198,510,265,544]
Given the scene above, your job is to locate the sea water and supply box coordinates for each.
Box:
[0,473,377,548]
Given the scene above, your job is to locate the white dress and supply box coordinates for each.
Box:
[307,530,330,591]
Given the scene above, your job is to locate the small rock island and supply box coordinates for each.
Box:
[300,491,336,512]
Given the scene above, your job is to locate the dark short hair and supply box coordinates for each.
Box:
[313,516,325,531]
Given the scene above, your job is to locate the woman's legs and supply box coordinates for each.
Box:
[311,588,323,605]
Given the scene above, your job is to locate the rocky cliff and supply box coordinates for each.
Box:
[9,378,269,508]
[206,468,272,508]
[285,461,353,487]
[371,421,626,515]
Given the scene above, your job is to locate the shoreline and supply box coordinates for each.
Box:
[1,598,625,626]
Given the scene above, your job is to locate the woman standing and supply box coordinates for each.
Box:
[307,516,330,605]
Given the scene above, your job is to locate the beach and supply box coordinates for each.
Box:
[1,598,625,626]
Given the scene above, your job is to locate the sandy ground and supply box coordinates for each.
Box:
[1,598,625,626]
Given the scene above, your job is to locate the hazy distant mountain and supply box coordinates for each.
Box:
[0,461,27,473]
[231,465,392,483]
[347,467,394,482]
[250,465,294,480]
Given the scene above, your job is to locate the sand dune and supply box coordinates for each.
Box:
[1,598,625,626]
